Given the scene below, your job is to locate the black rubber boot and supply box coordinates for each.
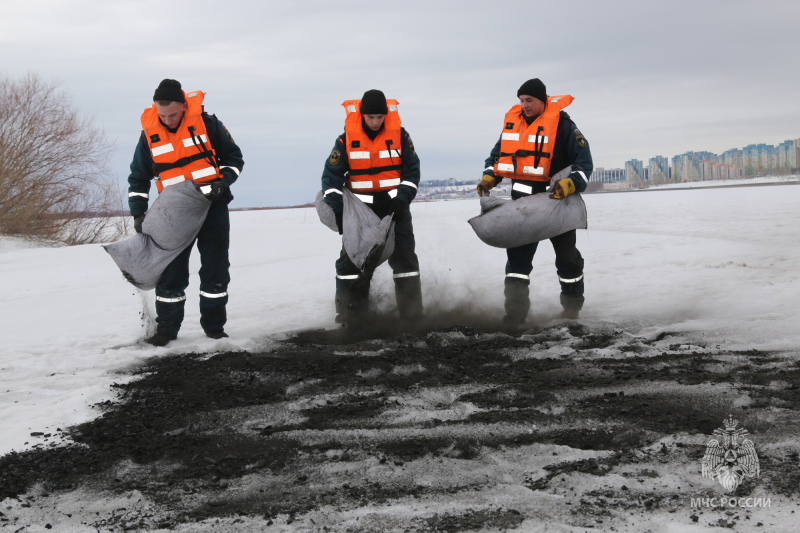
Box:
[394,275,423,321]
[145,331,177,347]
[503,277,530,326]
[335,277,370,325]
[560,293,585,319]
[559,275,585,319]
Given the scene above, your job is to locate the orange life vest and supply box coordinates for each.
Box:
[494,95,574,182]
[341,98,402,193]
[141,90,222,193]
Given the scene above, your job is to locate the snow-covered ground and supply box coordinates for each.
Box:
[2,181,799,455]
[645,174,800,190]
[1,181,799,531]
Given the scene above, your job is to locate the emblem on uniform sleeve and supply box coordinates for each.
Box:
[329,149,341,166]
[575,130,588,148]
[701,415,760,492]
[221,124,234,143]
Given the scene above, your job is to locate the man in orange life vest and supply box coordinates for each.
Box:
[477,78,593,324]
[320,89,422,324]
[128,79,244,346]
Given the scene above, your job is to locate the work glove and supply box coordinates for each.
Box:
[335,211,343,235]
[389,197,407,222]
[200,181,227,202]
[133,215,145,233]
[477,175,495,197]
[549,177,576,199]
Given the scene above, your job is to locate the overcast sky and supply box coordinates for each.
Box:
[2,0,798,208]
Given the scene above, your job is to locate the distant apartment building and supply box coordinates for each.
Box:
[625,159,646,188]
[796,138,800,168]
[701,160,741,180]
[591,137,795,191]
[671,153,702,182]
[649,156,670,185]
[777,139,798,170]
[721,148,744,168]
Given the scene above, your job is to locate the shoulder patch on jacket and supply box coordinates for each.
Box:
[575,129,588,148]
[221,123,234,143]
[329,149,341,166]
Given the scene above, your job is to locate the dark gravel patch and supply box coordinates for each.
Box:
[1,321,797,531]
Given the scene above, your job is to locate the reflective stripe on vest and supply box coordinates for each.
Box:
[141,90,222,193]
[341,98,403,193]
[494,95,574,182]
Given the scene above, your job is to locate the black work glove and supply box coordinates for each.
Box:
[200,181,226,202]
[133,215,145,233]
[335,211,343,235]
[389,198,407,222]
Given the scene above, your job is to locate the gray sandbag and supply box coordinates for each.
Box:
[315,190,339,232]
[342,188,395,271]
[468,168,588,248]
[103,180,211,290]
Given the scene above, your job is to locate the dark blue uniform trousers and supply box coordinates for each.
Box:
[155,198,230,336]
[335,204,422,320]
[504,229,584,321]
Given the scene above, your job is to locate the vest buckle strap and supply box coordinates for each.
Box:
[152,150,215,174]
[348,164,402,176]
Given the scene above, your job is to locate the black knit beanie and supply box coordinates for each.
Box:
[360,89,388,114]
[153,79,186,103]
[517,78,547,102]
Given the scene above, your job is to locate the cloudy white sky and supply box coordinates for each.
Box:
[2,0,798,207]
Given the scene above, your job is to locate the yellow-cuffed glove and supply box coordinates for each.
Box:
[549,177,576,199]
[477,175,495,197]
